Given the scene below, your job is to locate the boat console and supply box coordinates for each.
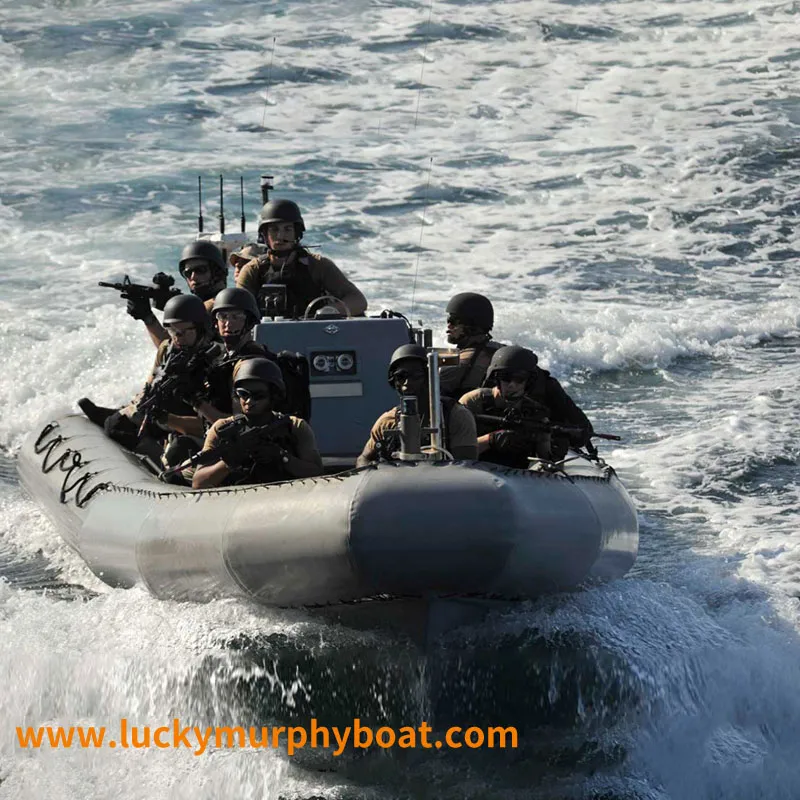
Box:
[254,315,414,463]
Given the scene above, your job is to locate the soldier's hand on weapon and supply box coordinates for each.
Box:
[253,440,286,465]
[123,293,152,321]
[149,407,171,431]
[489,429,529,456]
[220,439,252,470]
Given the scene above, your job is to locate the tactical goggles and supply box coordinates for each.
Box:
[235,387,270,401]
[391,368,427,383]
[216,310,247,323]
[446,315,464,327]
[164,323,197,337]
[495,370,530,384]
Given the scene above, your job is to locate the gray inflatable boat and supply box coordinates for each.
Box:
[16,314,638,634]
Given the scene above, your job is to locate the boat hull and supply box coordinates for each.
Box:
[17,413,639,607]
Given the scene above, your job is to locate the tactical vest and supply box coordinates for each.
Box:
[261,249,324,319]
[439,339,505,397]
[238,414,296,485]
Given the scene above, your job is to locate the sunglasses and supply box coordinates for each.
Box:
[391,369,426,382]
[183,264,211,277]
[496,371,529,384]
[235,387,270,401]
[446,316,464,327]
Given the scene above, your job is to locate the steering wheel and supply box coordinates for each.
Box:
[303,295,351,320]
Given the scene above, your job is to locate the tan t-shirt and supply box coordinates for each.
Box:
[357,402,477,464]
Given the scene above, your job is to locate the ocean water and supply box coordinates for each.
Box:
[1,0,799,797]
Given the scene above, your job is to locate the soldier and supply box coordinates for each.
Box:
[439,292,505,398]
[236,198,367,318]
[126,240,228,347]
[356,344,477,467]
[79,295,223,463]
[192,358,322,489]
[229,243,266,282]
[459,345,592,468]
[201,287,271,424]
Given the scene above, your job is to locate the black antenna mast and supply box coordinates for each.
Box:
[218,174,225,234]
[240,177,246,232]
[197,176,204,233]
[260,175,274,205]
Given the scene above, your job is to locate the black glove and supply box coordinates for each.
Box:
[220,439,252,470]
[123,293,152,321]
[489,429,529,457]
[253,440,287,465]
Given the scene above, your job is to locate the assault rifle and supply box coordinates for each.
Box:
[161,414,291,476]
[475,408,621,446]
[99,272,181,311]
[136,344,219,435]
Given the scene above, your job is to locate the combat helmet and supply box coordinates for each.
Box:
[178,240,227,279]
[233,357,286,398]
[387,344,428,387]
[446,292,494,332]
[483,346,539,386]
[162,293,212,335]
[212,288,262,326]
[257,199,305,240]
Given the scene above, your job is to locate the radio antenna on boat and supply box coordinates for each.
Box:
[410,157,433,318]
[261,37,277,130]
[413,0,435,131]
[218,175,225,234]
[197,176,204,233]
[239,176,246,232]
[260,174,274,204]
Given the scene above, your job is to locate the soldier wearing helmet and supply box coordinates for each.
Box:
[193,357,322,489]
[125,240,229,349]
[79,294,223,468]
[195,287,271,424]
[459,345,592,466]
[356,344,477,467]
[235,198,367,319]
[439,292,506,397]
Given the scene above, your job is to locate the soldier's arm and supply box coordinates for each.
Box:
[192,423,231,489]
[144,314,169,348]
[311,258,368,317]
[234,258,263,299]
[284,419,323,478]
[355,420,383,468]
[165,414,204,438]
[447,404,478,460]
[458,391,494,455]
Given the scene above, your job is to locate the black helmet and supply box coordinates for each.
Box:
[387,344,428,385]
[446,292,494,332]
[484,346,539,386]
[233,357,286,397]
[178,240,227,279]
[257,199,305,239]
[162,293,212,334]
[211,288,261,325]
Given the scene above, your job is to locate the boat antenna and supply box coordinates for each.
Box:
[409,157,433,319]
[197,176,204,233]
[413,0,434,130]
[260,175,274,204]
[239,176,246,232]
[218,174,225,234]
[261,37,277,130]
